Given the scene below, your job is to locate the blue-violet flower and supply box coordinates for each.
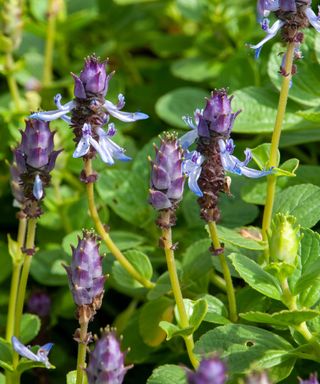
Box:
[251,0,320,57]
[29,55,148,166]
[12,336,53,369]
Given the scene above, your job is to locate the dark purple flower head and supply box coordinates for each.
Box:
[12,119,61,213]
[27,292,51,318]
[87,329,132,384]
[199,89,241,137]
[72,55,110,99]
[64,230,105,319]
[299,373,319,384]
[187,356,227,384]
[149,132,185,212]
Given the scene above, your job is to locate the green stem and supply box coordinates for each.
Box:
[43,0,57,86]
[6,216,27,341]
[12,218,37,373]
[210,271,227,292]
[6,53,22,111]
[262,42,295,252]
[161,219,198,369]
[76,320,89,384]
[84,159,155,289]
[207,221,237,322]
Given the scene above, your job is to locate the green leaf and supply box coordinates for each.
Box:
[66,370,87,384]
[231,86,316,133]
[274,184,320,228]
[0,373,5,384]
[30,249,70,286]
[293,258,320,295]
[17,359,55,373]
[139,297,174,347]
[155,87,208,128]
[7,234,23,265]
[112,250,153,290]
[274,158,299,177]
[0,338,13,371]
[159,321,194,340]
[251,143,279,169]
[215,226,265,250]
[176,0,207,21]
[20,314,41,344]
[175,298,208,331]
[268,35,320,107]
[147,272,172,300]
[240,309,320,327]
[201,294,230,325]
[194,324,294,380]
[147,364,187,384]
[171,57,221,82]
[229,253,282,300]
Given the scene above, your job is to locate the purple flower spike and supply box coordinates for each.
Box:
[87,329,132,384]
[149,133,185,211]
[11,120,61,216]
[64,229,105,319]
[251,0,320,56]
[299,373,319,384]
[12,336,53,369]
[187,356,227,384]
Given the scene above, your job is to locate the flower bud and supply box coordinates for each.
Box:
[299,373,319,384]
[87,329,132,384]
[198,89,240,138]
[72,55,110,99]
[187,356,227,384]
[13,119,61,213]
[64,230,105,320]
[149,133,185,211]
[268,213,301,266]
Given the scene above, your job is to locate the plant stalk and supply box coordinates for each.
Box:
[76,320,89,384]
[6,216,27,341]
[161,218,198,369]
[84,159,155,289]
[207,221,237,322]
[262,42,295,251]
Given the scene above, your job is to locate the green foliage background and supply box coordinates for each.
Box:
[1,0,320,383]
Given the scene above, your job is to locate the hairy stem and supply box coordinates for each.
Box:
[43,0,58,86]
[161,218,198,369]
[207,221,237,322]
[262,42,295,253]
[12,218,37,372]
[76,320,89,384]
[84,159,155,289]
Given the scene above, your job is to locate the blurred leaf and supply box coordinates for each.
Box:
[229,253,282,300]
[240,309,320,327]
[30,249,69,286]
[147,364,186,384]
[139,297,174,347]
[155,87,208,128]
[20,314,41,344]
[147,272,172,300]
[171,57,221,82]
[274,184,320,228]
[112,250,153,289]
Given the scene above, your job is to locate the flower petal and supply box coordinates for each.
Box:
[30,101,75,122]
[103,100,149,122]
[12,336,39,362]
[239,166,273,178]
[179,129,198,149]
[305,7,320,32]
[89,136,114,164]
[33,174,43,200]
[73,136,90,158]
[249,19,285,55]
